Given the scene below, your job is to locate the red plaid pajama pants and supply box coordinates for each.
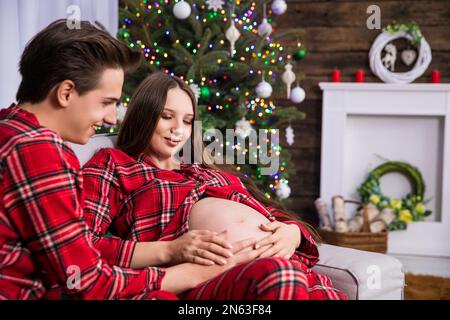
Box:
[179,257,347,300]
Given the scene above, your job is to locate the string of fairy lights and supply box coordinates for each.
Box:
[118,0,299,198]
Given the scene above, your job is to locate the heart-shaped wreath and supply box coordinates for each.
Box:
[357,161,432,231]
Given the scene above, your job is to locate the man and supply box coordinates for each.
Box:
[0,19,260,300]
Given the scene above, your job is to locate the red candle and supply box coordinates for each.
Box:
[355,69,365,83]
[431,70,441,83]
[331,69,341,82]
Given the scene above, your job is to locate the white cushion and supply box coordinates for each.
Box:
[313,244,405,300]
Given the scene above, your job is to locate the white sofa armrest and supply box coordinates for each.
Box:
[312,244,405,300]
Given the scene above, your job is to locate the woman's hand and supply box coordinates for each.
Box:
[162,237,267,293]
[253,221,302,259]
[167,230,234,266]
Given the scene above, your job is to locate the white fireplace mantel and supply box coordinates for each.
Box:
[319,83,450,92]
[319,82,450,276]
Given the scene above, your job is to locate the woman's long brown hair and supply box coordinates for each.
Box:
[118,72,321,243]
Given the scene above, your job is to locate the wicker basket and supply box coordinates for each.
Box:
[318,199,388,254]
[318,229,388,253]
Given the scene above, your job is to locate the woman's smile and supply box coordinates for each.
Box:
[164,137,181,147]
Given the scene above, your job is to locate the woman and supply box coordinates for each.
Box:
[82,73,348,300]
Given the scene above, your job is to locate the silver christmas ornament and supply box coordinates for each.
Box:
[256,80,273,99]
[276,181,291,200]
[235,118,253,138]
[281,63,296,99]
[271,0,287,15]
[225,20,241,57]
[286,125,295,146]
[290,85,306,104]
[173,0,191,20]
[206,0,225,12]
[258,18,272,38]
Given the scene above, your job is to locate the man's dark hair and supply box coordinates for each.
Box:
[16,19,142,104]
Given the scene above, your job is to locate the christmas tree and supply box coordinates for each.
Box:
[114,0,308,201]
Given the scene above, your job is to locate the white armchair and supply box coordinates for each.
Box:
[70,134,405,300]
[314,244,404,299]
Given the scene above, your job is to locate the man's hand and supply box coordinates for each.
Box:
[191,237,269,288]
[167,230,233,266]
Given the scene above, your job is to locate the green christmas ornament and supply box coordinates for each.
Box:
[118,28,130,39]
[293,49,307,61]
[200,86,211,100]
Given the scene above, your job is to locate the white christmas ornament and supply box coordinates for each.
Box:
[256,78,273,99]
[173,0,191,20]
[281,63,296,99]
[276,182,291,200]
[235,118,253,139]
[381,43,397,71]
[116,104,128,123]
[206,0,225,12]
[189,83,200,102]
[401,49,417,66]
[258,18,272,38]
[271,0,287,15]
[290,85,306,104]
[286,125,295,146]
[225,20,241,57]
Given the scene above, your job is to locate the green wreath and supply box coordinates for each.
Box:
[384,22,423,46]
[357,161,432,231]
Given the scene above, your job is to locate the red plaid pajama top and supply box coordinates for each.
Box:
[82,146,347,300]
[82,148,320,268]
[0,104,172,300]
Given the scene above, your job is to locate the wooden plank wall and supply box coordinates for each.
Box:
[273,0,450,225]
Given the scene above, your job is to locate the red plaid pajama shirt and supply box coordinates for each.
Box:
[0,104,178,300]
[82,148,348,300]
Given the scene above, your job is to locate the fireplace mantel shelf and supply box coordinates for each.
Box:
[319,82,450,92]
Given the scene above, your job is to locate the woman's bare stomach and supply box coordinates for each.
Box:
[188,197,272,244]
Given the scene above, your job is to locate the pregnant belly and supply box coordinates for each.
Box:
[188,197,272,244]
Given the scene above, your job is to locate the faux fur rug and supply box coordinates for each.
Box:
[405,273,450,300]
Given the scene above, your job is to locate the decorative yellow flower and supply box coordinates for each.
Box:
[370,194,380,205]
[390,198,402,210]
[399,209,413,223]
[415,203,426,215]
